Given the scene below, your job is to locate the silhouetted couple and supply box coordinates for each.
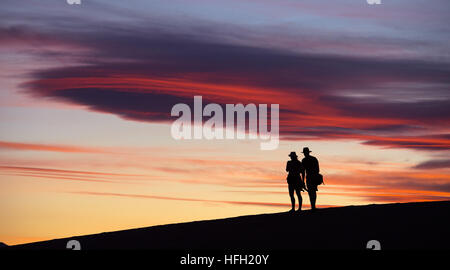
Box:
[285,147,320,212]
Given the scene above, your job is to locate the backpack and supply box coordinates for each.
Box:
[315,173,324,185]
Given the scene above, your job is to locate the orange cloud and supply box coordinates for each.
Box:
[0,141,106,153]
[69,190,338,208]
[0,166,146,184]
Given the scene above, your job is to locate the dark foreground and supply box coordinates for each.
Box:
[7,201,450,250]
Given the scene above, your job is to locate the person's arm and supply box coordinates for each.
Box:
[316,157,320,173]
[302,169,308,191]
[301,163,306,190]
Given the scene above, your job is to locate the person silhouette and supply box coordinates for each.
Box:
[286,152,306,212]
[301,147,320,211]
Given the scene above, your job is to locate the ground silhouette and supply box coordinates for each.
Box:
[8,201,450,250]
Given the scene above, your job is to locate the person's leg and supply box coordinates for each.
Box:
[295,188,302,211]
[288,185,295,211]
[309,190,317,210]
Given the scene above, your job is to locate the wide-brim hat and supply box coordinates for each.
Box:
[288,151,298,157]
[302,147,312,153]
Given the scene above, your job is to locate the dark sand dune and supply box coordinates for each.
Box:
[8,201,450,250]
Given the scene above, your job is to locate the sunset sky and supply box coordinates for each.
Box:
[1,0,450,245]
